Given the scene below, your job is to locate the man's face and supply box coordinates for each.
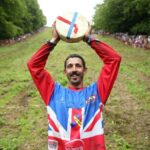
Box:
[64,57,86,87]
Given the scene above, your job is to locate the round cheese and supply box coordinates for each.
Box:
[56,12,88,43]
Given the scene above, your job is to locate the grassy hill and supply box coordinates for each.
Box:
[0,27,149,150]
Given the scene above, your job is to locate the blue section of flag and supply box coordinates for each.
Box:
[102,120,104,128]
[67,12,78,39]
[48,125,52,131]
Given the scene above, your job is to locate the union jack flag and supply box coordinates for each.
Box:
[47,83,106,150]
[47,104,104,150]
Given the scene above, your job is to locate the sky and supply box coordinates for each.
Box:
[37,0,104,26]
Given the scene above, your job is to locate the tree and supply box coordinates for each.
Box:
[24,0,46,31]
[93,0,150,34]
[0,0,46,39]
[0,0,26,39]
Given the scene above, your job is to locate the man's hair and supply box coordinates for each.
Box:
[64,54,86,69]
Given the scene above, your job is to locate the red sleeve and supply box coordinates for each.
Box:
[27,43,55,105]
[90,40,121,105]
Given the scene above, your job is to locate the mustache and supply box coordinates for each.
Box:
[69,71,81,77]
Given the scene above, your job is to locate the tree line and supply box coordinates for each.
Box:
[93,0,150,35]
[0,0,46,40]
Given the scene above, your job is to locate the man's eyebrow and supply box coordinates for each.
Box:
[67,62,82,65]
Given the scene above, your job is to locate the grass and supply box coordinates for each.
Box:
[0,27,149,150]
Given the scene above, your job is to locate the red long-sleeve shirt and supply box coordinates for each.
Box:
[27,40,121,105]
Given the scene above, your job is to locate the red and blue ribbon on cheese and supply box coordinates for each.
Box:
[56,12,88,43]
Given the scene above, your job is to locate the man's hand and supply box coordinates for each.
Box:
[50,21,60,43]
[83,23,92,41]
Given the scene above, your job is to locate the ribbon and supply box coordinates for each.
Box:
[57,12,78,39]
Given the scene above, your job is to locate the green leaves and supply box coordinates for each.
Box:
[0,0,46,39]
[93,0,150,34]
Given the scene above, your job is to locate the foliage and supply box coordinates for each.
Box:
[0,0,46,39]
[93,0,150,34]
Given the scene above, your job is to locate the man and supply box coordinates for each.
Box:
[27,25,121,150]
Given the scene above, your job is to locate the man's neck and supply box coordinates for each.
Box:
[68,82,84,90]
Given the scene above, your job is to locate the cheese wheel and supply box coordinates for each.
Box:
[56,12,88,43]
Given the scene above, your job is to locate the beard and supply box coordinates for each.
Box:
[67,71,84,86]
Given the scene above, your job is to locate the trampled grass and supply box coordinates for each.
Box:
[0,28,149,150]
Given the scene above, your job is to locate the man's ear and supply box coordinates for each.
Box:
[84,67,87,73]
[64,69,66,75]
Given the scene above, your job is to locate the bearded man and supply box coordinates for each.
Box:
[27,25,121,150]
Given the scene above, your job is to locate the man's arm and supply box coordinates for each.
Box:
[27,25,60,105]
[85,36,121,105]
[27,42,55,105]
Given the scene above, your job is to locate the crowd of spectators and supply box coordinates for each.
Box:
[1,29,150,50]
[96,31,150,49]
[0,27,44,46]
[114,33,150,49]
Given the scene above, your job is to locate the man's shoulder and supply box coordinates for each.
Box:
[84,82,98,94]
[86,82,97,89]
[54,82,97,92]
